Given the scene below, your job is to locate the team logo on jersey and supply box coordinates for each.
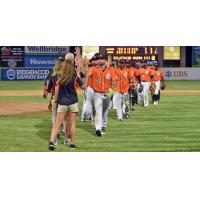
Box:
[105,74,111,80]
[123,72,128,78]
[145,70,149,75]
[96,78,101,84]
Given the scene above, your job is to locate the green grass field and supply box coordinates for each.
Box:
[0,80,200,152]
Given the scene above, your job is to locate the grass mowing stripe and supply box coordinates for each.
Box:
[0,96,46,102]
[0,81,44,90]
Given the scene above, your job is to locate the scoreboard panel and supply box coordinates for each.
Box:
[106,46,158,62]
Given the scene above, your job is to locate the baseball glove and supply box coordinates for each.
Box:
[150,82,156,93]
[138,84,143,93]
[106,88,115,99]
[161,83,166,90]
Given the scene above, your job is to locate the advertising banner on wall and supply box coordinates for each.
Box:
[25,56,59,67]
[1,67,52,81]
[25,46,69,55]
[163,46,180,60]
[192,46,200,67]
[0,46,24,67]
[162,67,200,80]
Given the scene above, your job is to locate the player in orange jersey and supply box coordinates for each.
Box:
[128,61,139,110]
[114,60,132,120]
[87,53,117,136]
[151,63,165,105]
[138,60,154,107]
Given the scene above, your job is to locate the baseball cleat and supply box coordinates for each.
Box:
[154,101,158,105]
[101,127,106,135]
[96,130,102,137]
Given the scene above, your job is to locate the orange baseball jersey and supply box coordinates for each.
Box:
[152,68,164,82]
[138,67,154,82]
[89,66,117,93]
[114,67,131,93]
[129,66,139,84]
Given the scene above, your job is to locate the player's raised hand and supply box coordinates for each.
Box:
[74,47,81,56]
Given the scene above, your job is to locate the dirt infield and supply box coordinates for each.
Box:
[0,90,43,96]
[0,102,48,116]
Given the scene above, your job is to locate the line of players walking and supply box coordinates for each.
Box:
[45,50,166,150]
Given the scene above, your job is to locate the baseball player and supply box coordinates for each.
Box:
[138,60,154,107]
[43,67,53,99]
[151,63,165,105]
[81,58,91,122]
[87,53,117,136]
[114,60,132,120]
[81,57,96,128]
[128,61,139,111]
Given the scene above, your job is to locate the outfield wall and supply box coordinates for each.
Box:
[0,67,200,81]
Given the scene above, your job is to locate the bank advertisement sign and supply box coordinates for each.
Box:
[1,68,52,81]
[25,46,69,55]
[192,46,200,67]
[162,68,200,80]
[0,46,24,67]
[25,56,59,67]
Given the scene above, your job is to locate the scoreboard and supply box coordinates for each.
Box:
[105,46,158,62]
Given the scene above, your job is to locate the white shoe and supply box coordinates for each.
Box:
[144,104,149,107]
[154,101,158,105]
[55,139,58,145]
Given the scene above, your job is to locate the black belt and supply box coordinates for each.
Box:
[94,90,105,94]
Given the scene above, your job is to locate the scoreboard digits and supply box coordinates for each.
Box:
[106,46,158,62]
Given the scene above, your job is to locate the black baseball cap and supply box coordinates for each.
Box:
[93,53,103,60]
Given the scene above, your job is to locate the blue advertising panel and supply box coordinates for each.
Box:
[0,46,24,67]
[25,46,69,55]
[192,46,200,67]
[1,68,52,81]
[25,55,59,67]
